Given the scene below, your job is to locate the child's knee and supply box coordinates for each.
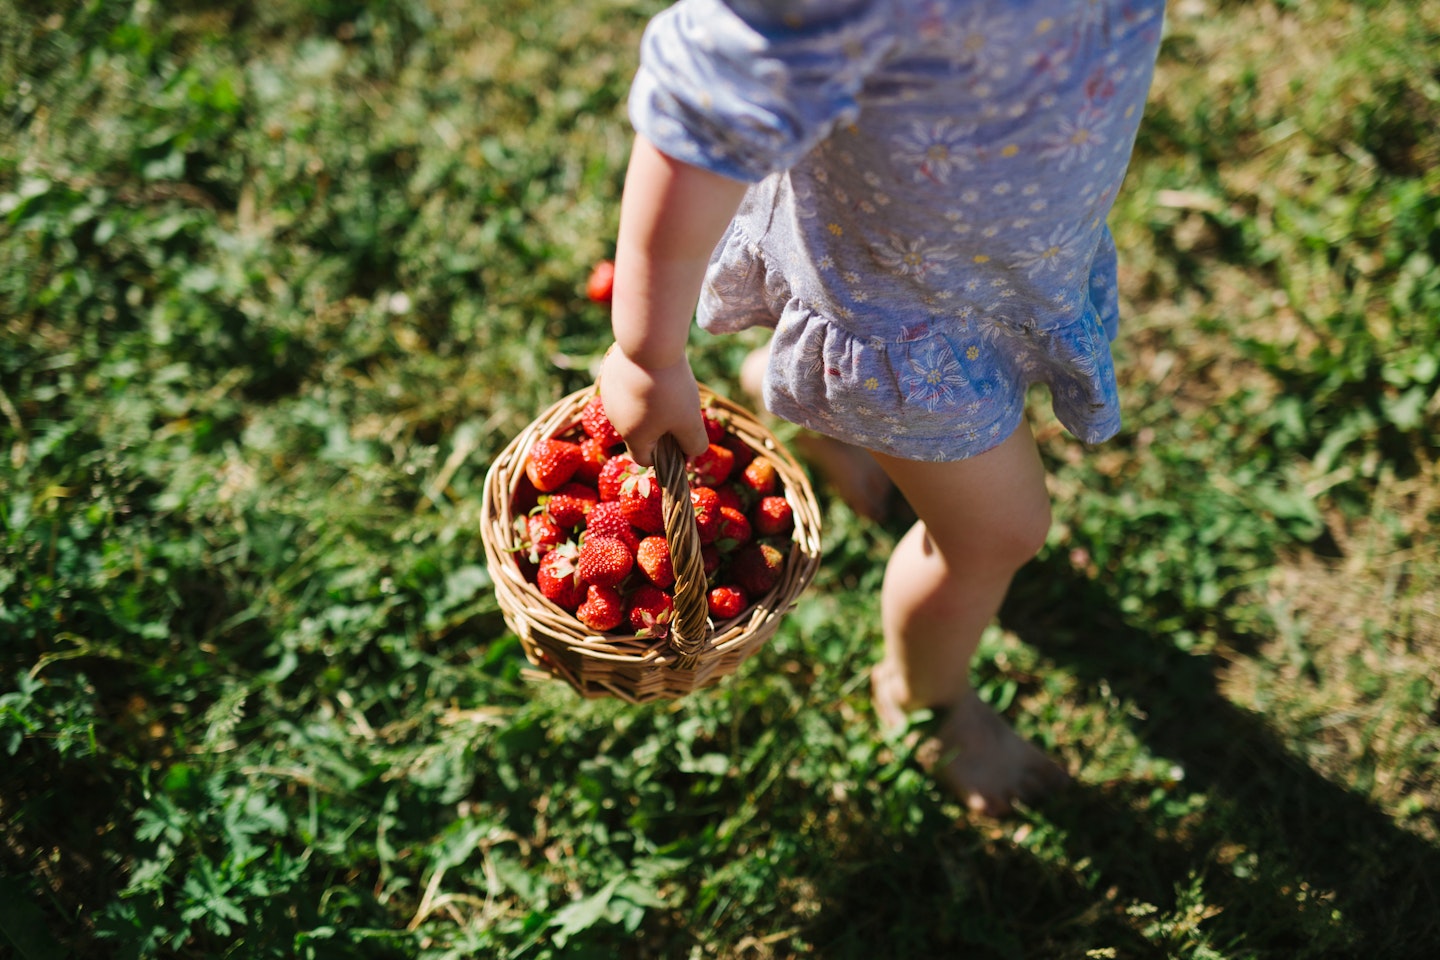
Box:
[945,496,1050,573]
[1005,496,1052,569]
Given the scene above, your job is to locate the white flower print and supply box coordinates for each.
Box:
[1013,222,1085,277]
[873,235,960,279]
[791,177,821,220]
[1041,107,1109,169]
[1063,320,1110,380]
[901,343,968,411]
[950,8,1022,76]
[892,119,977,185]
[981,313,1048,357]
[795,334,826,381]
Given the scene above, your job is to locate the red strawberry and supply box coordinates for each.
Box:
[511,473,542,515]
[689,443,735,486]
[586,259,615,303]
[690,486,721,544]
[707,584,748,620]
[577,583,625,632]
[635,536,675,589]
[733,542,784,597]
[720,433,756,470]
[576,436,609,485]
[714,484,745,513]
[585,501,640,553]
[524,513,565,560]
[715,505,752,551]
[545,482,597,529]
[753,495,794,538]
[598,454,644,502]
[627,584,674,637]
[525,438,582,493]
[619,471,664,534]
[536,546,583,610]
[702,410,727,444]
[740,457,778,496]
[700,544,721,577]
[576,534,634,587]
[580,394,625,449]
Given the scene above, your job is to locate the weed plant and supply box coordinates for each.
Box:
[2,1,1437,958]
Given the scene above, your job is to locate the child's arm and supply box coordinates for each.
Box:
[599,134,748,467]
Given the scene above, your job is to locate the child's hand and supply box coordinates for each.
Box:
[599,346,710,468]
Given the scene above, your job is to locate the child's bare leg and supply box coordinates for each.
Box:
[869,425,1070,815]
[740,344,893,520]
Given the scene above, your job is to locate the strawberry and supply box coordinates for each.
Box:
[580,393,625,449]
[576,583,625,632]
[585,501,639,553]
[714,484,745,513]
[702,410,727,444]
[700,544,721,577]
[576,534,634,587]
[511,473,542,515]
[536,546,583,610]
[635,536,675,589]
[752,495,794,538]
[715,505,752,551]
[707,584,749,620]
[619,471,664,534]
[586,259,615,303]
[626,584,674,637]
[740,457,778,496]
[544,482,597,529]
[598,454,644,502]
[689,443,735,486]
[523,513,565,560]
[690,486,721,544]
[720,433,756,471]
[733,542,784,597]
[576,436,609,485]
[525,438,582,492]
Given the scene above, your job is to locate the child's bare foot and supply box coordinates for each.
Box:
[740,345,894,520]
[871,663,1071,817]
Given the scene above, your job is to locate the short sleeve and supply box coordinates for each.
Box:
[629,0,895,182]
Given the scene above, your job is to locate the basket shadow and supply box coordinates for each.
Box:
[998,555,1440,956]
[795,806,1146,960]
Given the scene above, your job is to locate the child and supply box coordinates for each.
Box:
[600,0,1165,815]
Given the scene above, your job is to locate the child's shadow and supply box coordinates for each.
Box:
[800,554,1438,958]
[995,554,1440,956]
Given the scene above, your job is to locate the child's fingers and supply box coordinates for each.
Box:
[674,417,710,460]
[626,439,657,467]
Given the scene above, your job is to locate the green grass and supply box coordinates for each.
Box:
[2,1,1437,957]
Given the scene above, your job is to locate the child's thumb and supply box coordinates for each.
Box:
[675,417,710,459]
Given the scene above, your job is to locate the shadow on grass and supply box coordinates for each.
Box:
[998,555,1440,959]
[795,551,1437,959]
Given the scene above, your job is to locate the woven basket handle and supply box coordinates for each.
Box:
[653,434,708,667]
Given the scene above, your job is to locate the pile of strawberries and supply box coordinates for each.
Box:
[510,393,796,639]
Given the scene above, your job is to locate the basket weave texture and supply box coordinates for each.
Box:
[481,384,822,703]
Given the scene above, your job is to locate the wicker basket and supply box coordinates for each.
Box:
[481,383,822,703]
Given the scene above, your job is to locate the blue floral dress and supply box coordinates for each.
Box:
[629,0,1166,461]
